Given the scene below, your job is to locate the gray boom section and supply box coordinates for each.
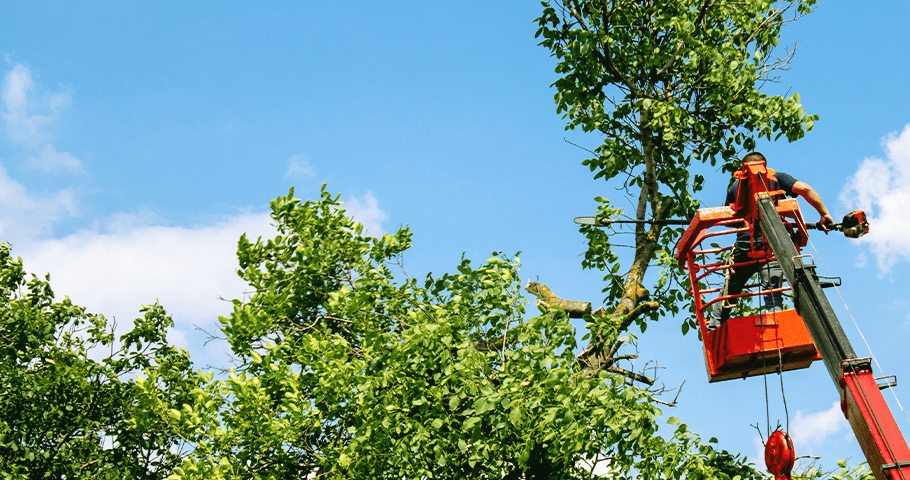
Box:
[756,196,857,386]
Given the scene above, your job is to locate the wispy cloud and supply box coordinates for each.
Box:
[841,123,910,272]
[789,401,849,447]
[0,57,390,361]
[1,63,82,173]
[0,62,392,368]
[285,153,315,179]
[15,192,390,327]
[27,144,83,173]
[854,252,867,269]
[344,191,389,237]
[2,63,60,145]
[0,161,79,245]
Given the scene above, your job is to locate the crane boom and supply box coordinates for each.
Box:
[756,195,910,480]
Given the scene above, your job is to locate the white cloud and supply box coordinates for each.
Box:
[841,123,910,272]
[752,436,765,468]
[789,401,849,447]
[0,161,79,245]
[21,212,276,338]
[26,143,83,173]
[1,63,81,173]
[2,63,65,146]
[0,63,392,369]
[10,191,388,367]
[285,153,315,179]
[344,191,388,237]
[854,252,867,269]
[751,402,849,465]
[102,208,161,233]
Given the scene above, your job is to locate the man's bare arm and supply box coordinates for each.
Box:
[792,180,835,230]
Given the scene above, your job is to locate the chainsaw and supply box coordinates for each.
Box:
[575,210,869,239]
[805,210,869,238]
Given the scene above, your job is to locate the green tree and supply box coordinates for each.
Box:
[535,0,818,373]
[0,244,203,478]
[1,194,872,478]
[161,1,831,477]
[534,1,874,479]
[162,188,762,479]
[4,2,869,478]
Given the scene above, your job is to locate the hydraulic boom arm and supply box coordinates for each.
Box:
[757,195,910,480]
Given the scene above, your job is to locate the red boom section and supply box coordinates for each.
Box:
[840,360,910,480]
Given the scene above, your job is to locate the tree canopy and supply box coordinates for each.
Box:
[0,1,880,479]
[535,0,820,373]
[1,188,873,478]
[158,188,762,479]
[0,244,201,478]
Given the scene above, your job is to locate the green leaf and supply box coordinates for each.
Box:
[462,417,481,432]
[509,406,522,426]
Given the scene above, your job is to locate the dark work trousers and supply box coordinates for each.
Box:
[708,242,784,329]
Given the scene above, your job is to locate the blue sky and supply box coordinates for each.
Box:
[3,1,910,474]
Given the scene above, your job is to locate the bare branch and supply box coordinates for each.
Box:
[563,137,598,156]
[607,366,655,385]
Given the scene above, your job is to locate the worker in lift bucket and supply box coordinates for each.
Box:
[707,152,834,332]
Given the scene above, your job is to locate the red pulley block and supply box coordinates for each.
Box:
[765,430,795,480]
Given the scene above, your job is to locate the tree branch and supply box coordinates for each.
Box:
[526,281,592,318]
[607,366,655,386]
[565,0,641,96]
[655,0,716,77]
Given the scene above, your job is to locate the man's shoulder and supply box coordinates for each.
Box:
[774,171,798,182]
[771,171,798,195]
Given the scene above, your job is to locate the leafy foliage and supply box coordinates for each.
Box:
[0,189,875,478]
[532,3,876,480]
[0,244,199,478]
[1,3,875,477]
[792,460,875,480]
[535,0,819,340]
[156,187,763,479]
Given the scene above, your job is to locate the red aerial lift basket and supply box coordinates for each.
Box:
[675,162,822,382]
